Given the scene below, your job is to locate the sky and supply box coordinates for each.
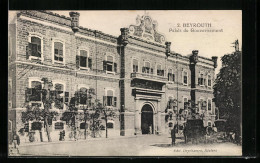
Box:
[9,10,242,74]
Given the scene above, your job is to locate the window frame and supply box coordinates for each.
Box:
[207,74,212,88]
[52,80,66,110]
[207,98,212,114]
[156,64,164,77]
[28,33,44,62]
[143,60,152,74]
[167,68,175,83]
[105,55,116,75]
[182,71,188,86]
[78,48,90,70]
[198,73,205,86]
[28,77,43,109]
[132,58,139,73]
[183,97,188,109]
[52,39,65,65]
[104,88,116,107]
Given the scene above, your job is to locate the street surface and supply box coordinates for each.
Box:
[15,134,242,156]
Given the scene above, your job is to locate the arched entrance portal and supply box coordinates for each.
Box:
[141,104,154,134]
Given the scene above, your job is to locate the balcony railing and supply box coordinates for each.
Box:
[131,72,168,83]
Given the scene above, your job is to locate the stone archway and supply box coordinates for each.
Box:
[141,104,154,134]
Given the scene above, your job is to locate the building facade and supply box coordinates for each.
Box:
[8,11,218,141]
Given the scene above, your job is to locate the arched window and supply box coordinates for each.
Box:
[142,61,153,74]
[79,87,88,105]
[52,81,68,109]
[76,49,92,70]
[27,33,43,61]
[52,39,65,64]
[54,42,64,62]
[26,78,43,107]
[103,55,117,74]
[103,89,117,107]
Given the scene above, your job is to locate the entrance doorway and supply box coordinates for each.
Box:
[141,104,154,134]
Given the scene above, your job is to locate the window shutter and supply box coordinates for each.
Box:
[204,79,206,86]
[103,96,107,106]
[168,73,170,81]
[88,58,92,69]
[113,97,117,107]
[114,63,117,72]
[103,61,107,71]
[172,74,175,82]
[162,70,164,76]
[76,55,80,69]
[151,68,153,74]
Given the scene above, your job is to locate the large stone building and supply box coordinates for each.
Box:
[8,11,218,142]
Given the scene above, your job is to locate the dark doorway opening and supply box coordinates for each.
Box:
[141,104,154,134]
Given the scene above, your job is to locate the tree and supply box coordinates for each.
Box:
[213,51,242,135]
[22,78,62,142]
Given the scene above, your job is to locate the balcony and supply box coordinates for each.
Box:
[131,72,168,83]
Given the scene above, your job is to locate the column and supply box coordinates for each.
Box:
[134,99,141,135]
[157,100,162,134]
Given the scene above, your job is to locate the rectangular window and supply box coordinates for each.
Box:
[103,56,116,73]
[168,69,175,82]
[184,98,188,109]
[157,65,164,76]
[183,71,188,85]
[107,96,113,106]
[54,42,63,62]
[142,62,153,74]
[198,74,204,86]
[133,59,138,73]
[208,99,212,112]
[208,75,212,87]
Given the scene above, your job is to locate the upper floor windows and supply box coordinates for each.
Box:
[52,39,65,65]
[198,73,205,86]
[168,69,175,82]
[103,55,117,74]
[26,33,43,61]
[142,61,153,74]
[208,75,212,88]
[183,71,188,85]
[157,64,164,76]
[54,42,64,63]
[76,49,92,70]
[133,59,138,73]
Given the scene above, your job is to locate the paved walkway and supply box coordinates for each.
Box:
[12,134,242,156]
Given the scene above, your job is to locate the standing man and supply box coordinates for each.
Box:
[171,125,177,146]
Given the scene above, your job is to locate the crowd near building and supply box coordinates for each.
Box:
[8,11,218,142]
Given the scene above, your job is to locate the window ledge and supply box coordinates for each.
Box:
[53,61,65,65]
[79,67,90,72]
[29,56,42,61]
[106,71,116,75]
[168,81,174,84]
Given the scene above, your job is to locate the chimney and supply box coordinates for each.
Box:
[212,56,218,68]
[165,42,171,57]
[120,28,129,46]
[69,12,80,32]
[190,50,199,64]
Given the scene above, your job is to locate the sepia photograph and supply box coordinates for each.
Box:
[8,10,242,156]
